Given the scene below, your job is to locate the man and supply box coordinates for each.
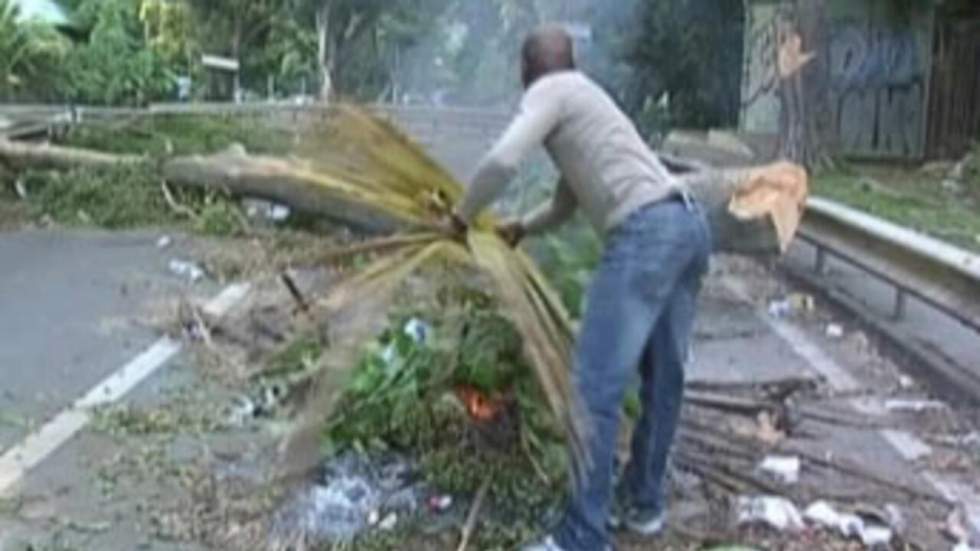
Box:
[449,24,712,551]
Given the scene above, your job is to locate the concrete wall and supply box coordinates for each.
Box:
[740,0,934,159]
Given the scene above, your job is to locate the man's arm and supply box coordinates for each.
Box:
[456,83,563,225]
[521,178,577,236]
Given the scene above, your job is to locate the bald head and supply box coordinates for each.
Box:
[521,24,576,88]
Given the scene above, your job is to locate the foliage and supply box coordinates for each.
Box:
[21,162,244,234]
[0,0,70,101]
[592,0,745,137]
[815,167,980,253]
[138,0,196,69]
[527,218,601,319]
[62,0,175,105]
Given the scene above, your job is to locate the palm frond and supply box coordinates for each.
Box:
[282,104,589,478]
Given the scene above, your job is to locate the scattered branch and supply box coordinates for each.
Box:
[457,474,492,551]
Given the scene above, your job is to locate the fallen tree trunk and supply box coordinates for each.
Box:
[161,146,406,232]
[0,139,402,232]
[0,139,807,254]
[0,138,141,170]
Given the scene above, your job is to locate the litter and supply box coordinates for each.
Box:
[898,375,915,389]
[860,525,893,547]
[403,318,430,344]
[884,503,904,534]
[168,259,204,282]
[884,399,947,413]
[227,395,258,426]
[378,512,397,531]
[157,235,173,249]
[768,300,792,318]
[804,500,893,547]
[758,455,801,485]
[381,318,431,365]
[428,494,453,512]
[243,198,292,222]
[825,323,844,339]
[14,179,28,199]
[932,432,980,449]
[272,453,424,543]
[736,496,804,532]
[768,293,814,318]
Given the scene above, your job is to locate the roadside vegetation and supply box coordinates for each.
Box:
[814,146,980,253]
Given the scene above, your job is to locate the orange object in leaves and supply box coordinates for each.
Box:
[454,385,507,422]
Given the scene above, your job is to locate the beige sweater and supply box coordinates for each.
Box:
[458,71,680,235]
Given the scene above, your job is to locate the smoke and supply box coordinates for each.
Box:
[388,0,647,110]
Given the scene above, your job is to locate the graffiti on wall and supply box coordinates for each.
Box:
[741,4,930,158]
[829,19,927,157]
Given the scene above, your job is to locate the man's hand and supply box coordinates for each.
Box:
[495,219,526,248]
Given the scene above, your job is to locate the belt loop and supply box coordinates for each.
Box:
[680,189,694,212]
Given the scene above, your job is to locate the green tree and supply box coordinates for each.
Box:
[592,0,745,137]
[138,0,196,70]
[290,0,452,100]
[0,0,70,101]
[60,0,174,105]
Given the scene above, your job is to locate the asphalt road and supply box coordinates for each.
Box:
[0,229,217,451]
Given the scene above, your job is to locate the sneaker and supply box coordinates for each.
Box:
[521,535,566,551]
[623,508,667,536]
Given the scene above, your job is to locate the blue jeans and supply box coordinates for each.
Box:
[555,196,711,550]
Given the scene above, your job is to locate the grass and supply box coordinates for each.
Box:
[813,152,980,253]
[19,162,248,235]
[61,114,294,157]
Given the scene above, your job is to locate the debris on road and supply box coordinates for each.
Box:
[885,399,948,413]
[736,495,805,532]
[168,258,205,282]
[825,323,844,339]
[157,235,173,249]
[242,198,291,223]
[758,455,801,485]
[271,452,424,543]
[804,500,893,547]
[768,293,815,318]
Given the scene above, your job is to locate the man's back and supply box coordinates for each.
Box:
[458,70,678,235]
[537,71,676,233]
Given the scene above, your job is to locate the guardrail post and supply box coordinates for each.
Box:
[894,288,907,321]
[814,245,827,275]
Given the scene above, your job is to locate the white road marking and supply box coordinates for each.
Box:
[879,429,933,461]
[0,283,250,496]
[722,279,861,393]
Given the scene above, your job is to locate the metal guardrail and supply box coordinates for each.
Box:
[798,197,980,332]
